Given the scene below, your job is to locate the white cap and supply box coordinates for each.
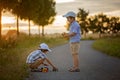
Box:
[39,43,51,52]
[63,11,76,17]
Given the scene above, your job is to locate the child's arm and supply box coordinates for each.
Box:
[62,32,76,38]
[45,58,58,71]
[45,58,56,68]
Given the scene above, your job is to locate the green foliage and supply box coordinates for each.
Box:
[109,17,120,33]
[10,0,56,36]
[77,8,120,38]
[0,0,17,9]
[33,0,56,36]
[77,8,89,34]
[93,37,120,58]
[81,36,95,40]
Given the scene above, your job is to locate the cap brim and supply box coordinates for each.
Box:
[63,15,68,17]
[39,47,52,52]
[48,49,52,52]
[63,15,75,17]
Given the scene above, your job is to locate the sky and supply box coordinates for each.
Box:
[53,0,120,26]
[2,0,120,34]
[56,0,120,15]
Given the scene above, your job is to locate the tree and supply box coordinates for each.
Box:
[0,0,17,39]
[11,0,22,36]
[109,17,120,34]
[87,16,98,33]
[12,0,42,36]
[33,0,56,36]
[94,13,109,38]
[77,8,89,38]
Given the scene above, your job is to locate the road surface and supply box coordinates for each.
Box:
[26,40,120,80]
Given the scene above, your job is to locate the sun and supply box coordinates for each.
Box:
[2,16,15,24]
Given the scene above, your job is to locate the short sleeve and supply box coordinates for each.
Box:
[39,53,47,59]
[72,26,78,33]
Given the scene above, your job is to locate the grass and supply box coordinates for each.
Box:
[0,33,67,80]
[93,37,120,58]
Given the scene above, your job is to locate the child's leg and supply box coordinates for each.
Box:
[72,54,79,69]
[29,58,45,69]
[70,42,80,69]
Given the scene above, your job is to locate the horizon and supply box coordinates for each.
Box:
[1,0,120,35]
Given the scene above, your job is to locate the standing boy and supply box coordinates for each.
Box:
[62,11,81,72]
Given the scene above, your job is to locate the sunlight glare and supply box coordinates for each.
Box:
[56,0,74,3]
[52,15,67,27]
[2,16,15,24]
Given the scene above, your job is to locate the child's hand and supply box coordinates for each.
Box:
[62,32,67,37]
[61,32,65,37]
[61,32,69,40]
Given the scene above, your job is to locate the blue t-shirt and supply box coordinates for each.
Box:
[69,21,81,43]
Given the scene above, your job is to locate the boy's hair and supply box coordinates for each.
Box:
[40,49,48,52]
[68,16,75,20]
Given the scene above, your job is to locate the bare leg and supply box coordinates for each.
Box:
[29,59,45,69]
[73,54,79,69]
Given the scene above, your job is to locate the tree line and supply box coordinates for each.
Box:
[0,1,120,40]
[0,0,56,39]
[76,8,120,38]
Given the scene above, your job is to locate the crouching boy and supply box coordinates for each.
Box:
[26,43,58,72]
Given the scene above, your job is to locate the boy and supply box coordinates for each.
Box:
[26,43,58,72]
[62,11,81,72]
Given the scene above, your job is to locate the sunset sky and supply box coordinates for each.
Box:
[2,0,120,34]
[54,0,120,26]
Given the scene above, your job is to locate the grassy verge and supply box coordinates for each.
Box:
[0,33,67,80]
[93,37,120,58]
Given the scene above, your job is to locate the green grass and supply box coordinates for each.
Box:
[0,33,67,80]
[93,37,120,58]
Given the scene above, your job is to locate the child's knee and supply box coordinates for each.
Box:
[38,58,45,63]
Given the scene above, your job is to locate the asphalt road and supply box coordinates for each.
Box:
[26,40,120,80]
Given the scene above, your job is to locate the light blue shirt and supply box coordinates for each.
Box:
[69,21,81,43]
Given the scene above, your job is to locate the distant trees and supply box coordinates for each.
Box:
[33,0,56,36]
[12,0,39,36]
[89,14,120,37]
[87,13,110,38]
[109,17,120,34]
[12,0,56,36]
[0,0,56,39]
[76,8,120,38]
[77,8,89,37]
[12,0,45,36]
